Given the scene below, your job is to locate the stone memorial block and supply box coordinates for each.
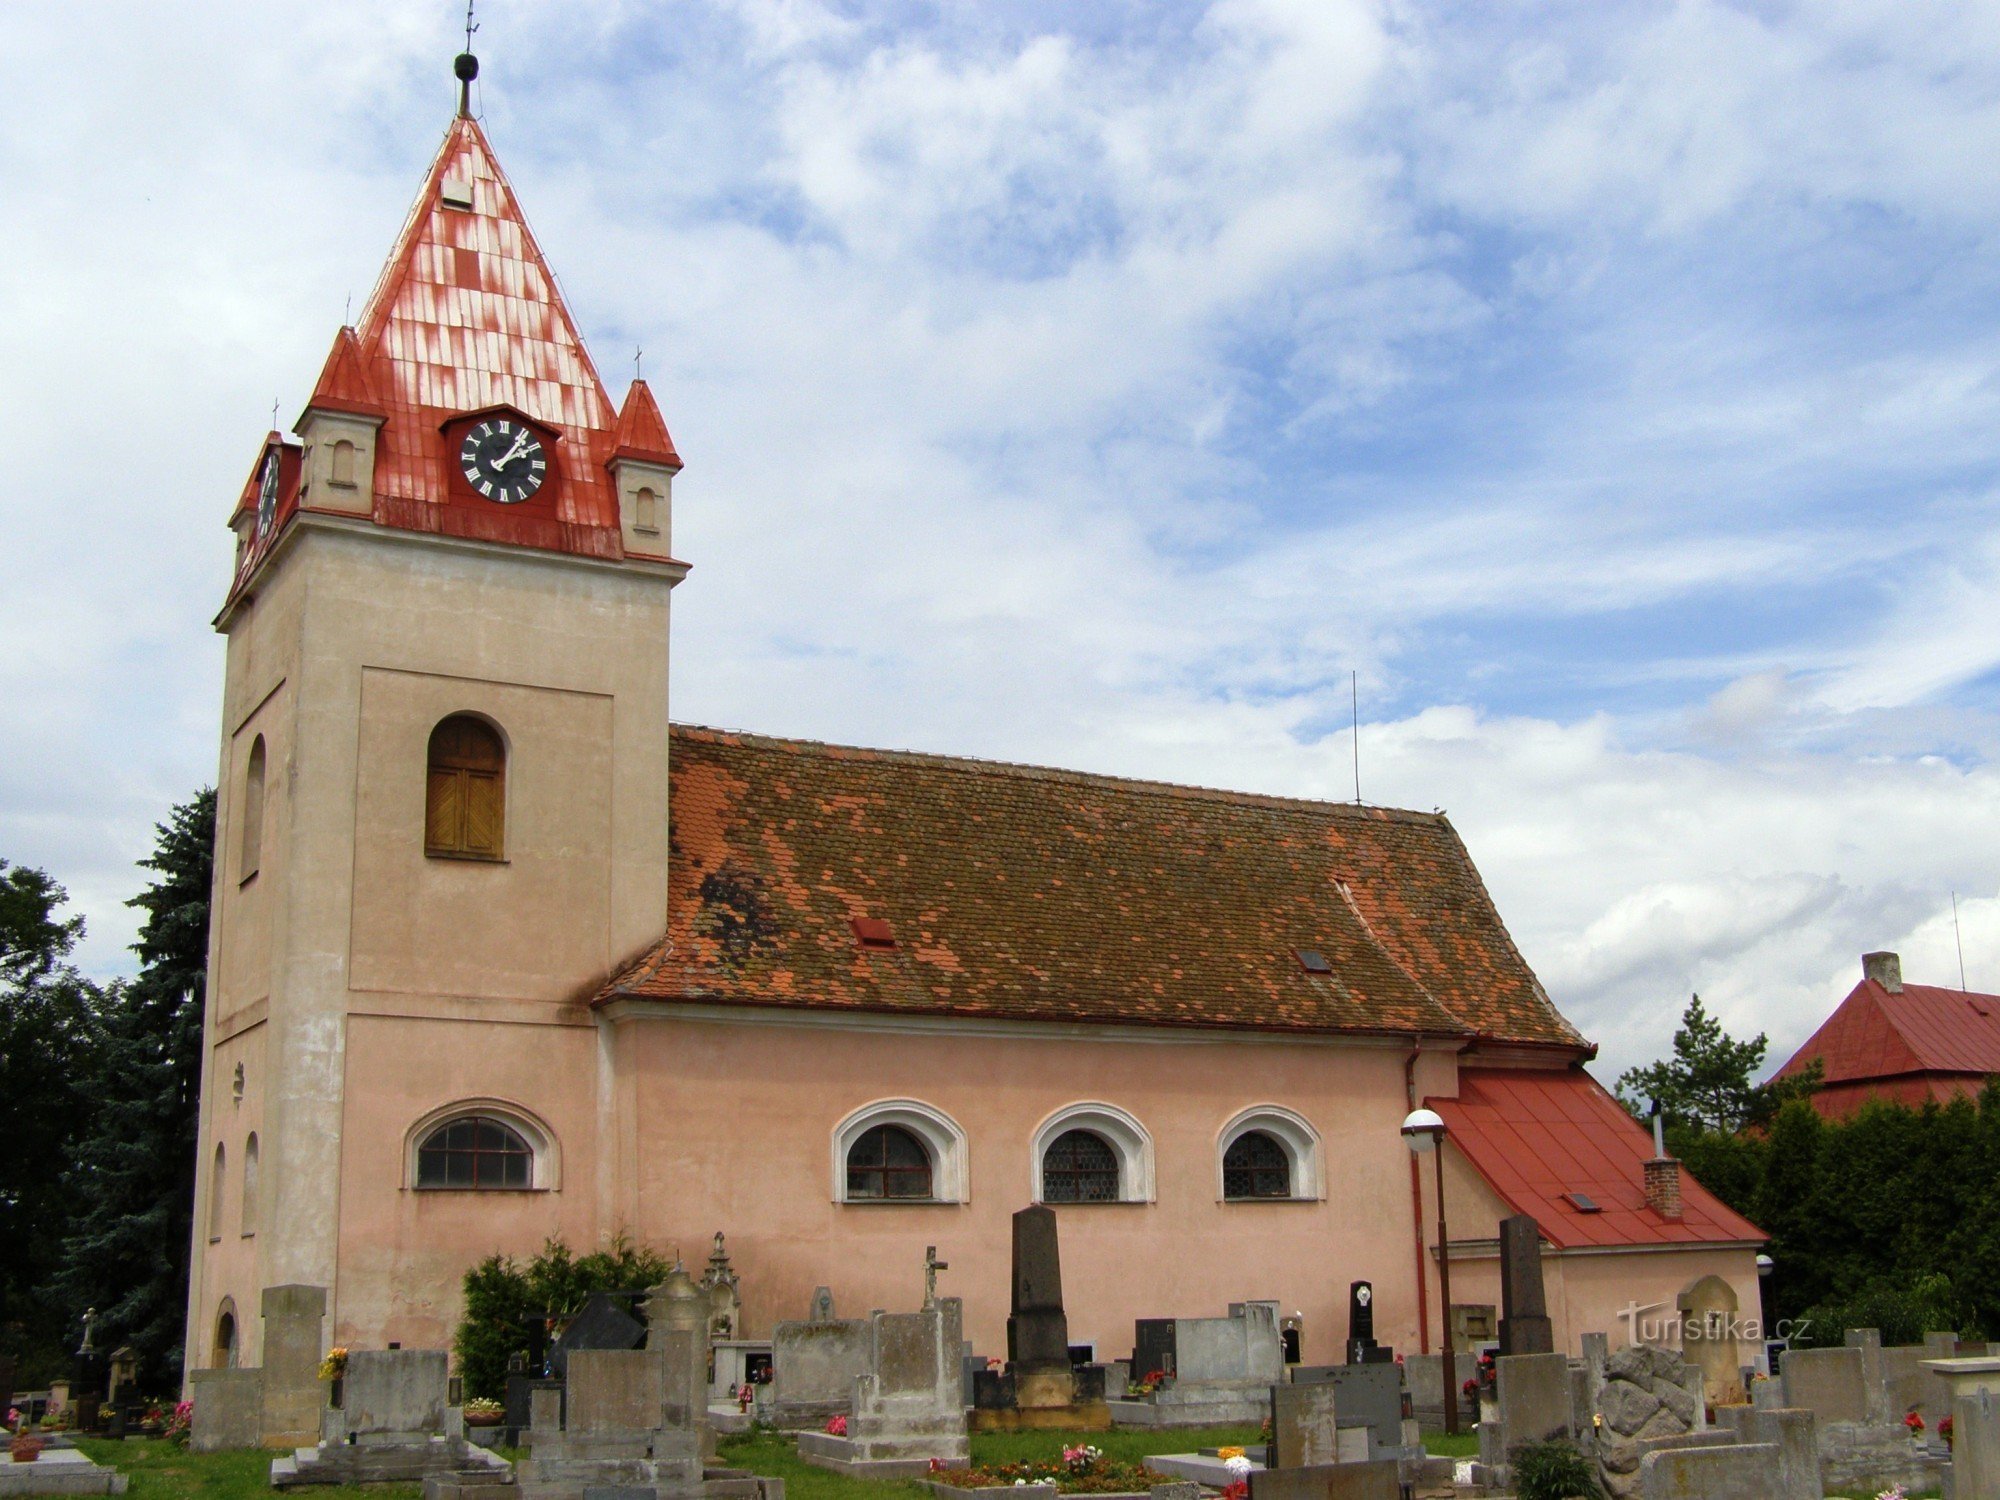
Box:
[551,1294,646,1379]
[1677,1275,1745,1408]
[1717,1405,1821,1500]
[1247,1460,1400,1500]
[1843,1327,1889,1422]
[1133,1321,1176,1380]
[1286,1365,1403,1458]
[567,1351,666,1437]
[796,1297,970,1476]
[1176,1305,1284,1385]
[1269,1383,1341,1469]
[190,1368,265,1452]
[770,1315,872,1422]
[1955,1386,2000,1500]
[261,1284,329,1445]
[1637,1441,1783,1500]
[1495,1352,1571,1456]
[1780,1345,1867,1425]
[341,1349,448,1439]
[1497,1215,1553,1357]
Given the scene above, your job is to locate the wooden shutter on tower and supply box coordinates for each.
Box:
[425,715,505,858]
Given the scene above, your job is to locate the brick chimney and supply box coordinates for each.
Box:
[1643,1158,1684,1221]
[1863,951,1903,994]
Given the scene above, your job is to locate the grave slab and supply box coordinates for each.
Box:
[1781,1346,1868,1425]
[1247,1460,1400,1500]
[189,1369,265,1452]
[0,1450,129,1498]
[1638,1441,1784,1500]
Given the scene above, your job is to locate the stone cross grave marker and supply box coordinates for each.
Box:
[1498,1215,1553,1357]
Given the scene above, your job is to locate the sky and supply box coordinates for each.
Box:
[4,0,1999,1084]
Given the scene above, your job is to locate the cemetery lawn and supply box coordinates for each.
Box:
[70,1439,420,1500]
[1419,1430,1478,1458]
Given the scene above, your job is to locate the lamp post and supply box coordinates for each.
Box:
[1402,1107,1459,1435]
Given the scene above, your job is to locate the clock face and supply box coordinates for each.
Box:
[256,453,280,537]
[459,417,547,504]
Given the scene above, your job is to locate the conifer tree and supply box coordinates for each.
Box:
[55,790,214,1386]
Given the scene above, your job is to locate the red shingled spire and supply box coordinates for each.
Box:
[608,379,682,470]
[300,326,386,422]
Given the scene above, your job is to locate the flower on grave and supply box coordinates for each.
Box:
[1062,1444,1104,1475]
[824,1414,847,1436]
[1216,1447,1246,1461]
[1221,1481,1248,1500]
[1942,1415,1956,1450]
[464,1398,504,1419]
[1905,1412,1925,1434]
[318,1347,349,1382]
[1874,1487,1908,1500]
[1224,1454,1254,1479]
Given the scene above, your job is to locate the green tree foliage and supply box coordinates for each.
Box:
[456,1236,674,1399]
[56,790,214,1389]
[0,862,107,1382]
[1617,994,1814,1133]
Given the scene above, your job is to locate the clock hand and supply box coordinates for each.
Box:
[496,429,531,468]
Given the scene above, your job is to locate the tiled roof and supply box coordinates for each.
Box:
[302,326,386,420]
[1774,979,2000,1085]
[1432,1068,1765,1249]
[599,726,1589,1048]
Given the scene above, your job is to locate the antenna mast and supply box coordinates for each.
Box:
[1954,890,1969,991]
[454,1,481,118]
[1351,670,1361,805]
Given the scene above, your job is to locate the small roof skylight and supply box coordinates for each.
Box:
[1563,1192,1602,1214]
[850,916,896,949]
[1296,949,1333,974]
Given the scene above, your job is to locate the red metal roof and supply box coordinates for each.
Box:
[1774,978,2000,1085]
[608,379,682,469]
[1430,1068,1765,1249]
[231,112,685,597]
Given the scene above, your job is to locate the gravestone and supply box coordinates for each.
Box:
[1718,1405,1822,1500]
[1269,1383,1341,1468]
[1111,1306,1282,1427]
[1490,1351,1571,1461]
[1677,1276,1745,1407]
[1497,1215,1553,1357]
[796,1296,971,1477]
[272,1348,508,1487]
[1780,1345,1867,1424]
[1955,1386,2000,1500]
[1246,1461,1400,1500]
[700,1233,742,1343]
[261,1284,329,1446]
[551,1294,646,1379]
[769,1290,872,1428]
[190,1368,265,1452]
[971,1209,1108,1429]
[1343,1283,1376,1366]
[1842,1327,1888,1423]
[1133,1321,1176,1381]
[1286,1365,1407,1460]
[1593,1345,1703,1500]
[514,1345,701,1500]
[1637,1441,1785,1500]
[809,1288,834,1322]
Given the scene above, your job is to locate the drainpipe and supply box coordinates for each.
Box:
[1405,1038,1430,1355]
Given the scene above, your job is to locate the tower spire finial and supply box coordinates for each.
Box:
[454,1,480,118]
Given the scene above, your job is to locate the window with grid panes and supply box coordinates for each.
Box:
[416,1115,534,1189]
[1222,1130,1292,1199]
[845,1124,934,1200]
[1042,1128,1121,1202]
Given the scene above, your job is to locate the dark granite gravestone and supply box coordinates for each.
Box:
[1345,1281,1377,1365]
[551,1292,647,1377]
[1007,1206,1069,1367]
[1133,1320,1178,1380]
[1497,1214,1553,1356]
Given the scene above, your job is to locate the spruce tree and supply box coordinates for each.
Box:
[55,790,214,1388]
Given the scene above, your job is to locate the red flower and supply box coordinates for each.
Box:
[1905,1411,1925,1433]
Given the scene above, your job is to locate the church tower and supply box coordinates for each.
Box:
[186,64,686,1371]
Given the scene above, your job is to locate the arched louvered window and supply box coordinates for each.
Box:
[415,1114,535,1189]
[634,487,659,532]
[426,715,505,860]
[1042,1129,1121,1203]
[330,439,357,487]
[844,1124,934,1200]
[1223,1130,1293,1200]
[239,737,266,881]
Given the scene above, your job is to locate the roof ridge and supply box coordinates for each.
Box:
[668,721,1449,824]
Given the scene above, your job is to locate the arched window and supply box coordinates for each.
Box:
[241,1133,259,1236]
[426,715,505,860]
[415,1114,535,1189]
[1217,1106,1324,1201]
[1041,1129,1120,1203]
[239,737,266,881]
[209,1142,226,1241]
[214,1301,238,1370]
[845,1124,934,1201]
[330,439,357,487]
[634,487,659,533]
[1223,1131,1291,1199]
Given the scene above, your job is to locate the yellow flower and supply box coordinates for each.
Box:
[1217,1447,1246,1461]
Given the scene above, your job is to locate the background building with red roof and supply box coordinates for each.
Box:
[185,65,1763,1392]
[1773,951,2000,1119]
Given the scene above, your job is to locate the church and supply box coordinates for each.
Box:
[185,63,1764,1386]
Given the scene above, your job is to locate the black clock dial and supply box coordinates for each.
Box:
[459,418,547,504]
[257,453,280,537]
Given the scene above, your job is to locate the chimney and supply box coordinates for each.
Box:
[1863,951,1903,994]
[1644,1158,1684,1221]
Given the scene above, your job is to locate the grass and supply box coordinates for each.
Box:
[1420,1429,1478,1458]
[69,1438,420,1500]
[716,1429,930,1500]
